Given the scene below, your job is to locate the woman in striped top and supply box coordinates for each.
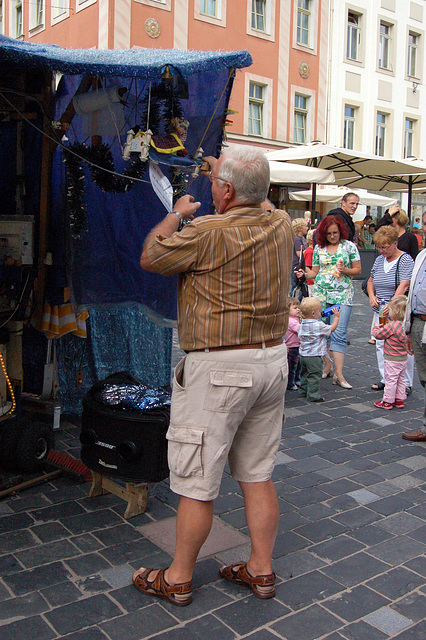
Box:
[365,226,414,392]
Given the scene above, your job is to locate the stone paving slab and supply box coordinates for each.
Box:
[0,282,424,639]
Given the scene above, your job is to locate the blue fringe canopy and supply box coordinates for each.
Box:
[0,35,252,79]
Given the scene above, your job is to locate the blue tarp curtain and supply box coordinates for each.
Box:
[51,67,239,322]
[0,35,252,322]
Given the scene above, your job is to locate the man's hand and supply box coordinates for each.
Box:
[174,194,201,221]
[406,335,414,355]
[201,155,217,176]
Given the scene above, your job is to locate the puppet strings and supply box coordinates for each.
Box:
[194,68,235,157]
[1,69,235,188]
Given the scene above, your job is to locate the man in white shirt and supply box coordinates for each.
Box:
[402,210,426,441]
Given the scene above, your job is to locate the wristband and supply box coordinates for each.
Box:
[169,211,183,225]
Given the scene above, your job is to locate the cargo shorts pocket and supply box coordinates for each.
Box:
[166,427,204,477]
[171,357,187,425]
[173,356,187,391]
[203,370,253,412]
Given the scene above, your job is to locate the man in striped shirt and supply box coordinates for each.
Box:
[133,146,293,606]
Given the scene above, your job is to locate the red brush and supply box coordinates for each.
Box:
[46,450,92,483]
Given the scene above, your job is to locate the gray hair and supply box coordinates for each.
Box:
[218,146,270,205]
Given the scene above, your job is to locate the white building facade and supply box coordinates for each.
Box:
[326,0,426,215]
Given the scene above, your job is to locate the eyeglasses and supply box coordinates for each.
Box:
[209,171,227,183]
[376,245,391,250]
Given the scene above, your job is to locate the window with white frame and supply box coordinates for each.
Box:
[375,112,387,156]
[15,0,23,37]
[404,118,415,158]
[200,0,217,17]
[294,94,308,143]
[252,0,266,31]
[297,0,311,46]
[76,0,96,10]
[407,32,419,78]
[52,0,67,19]
[137,0,171,10]
[343,106,356,149]
[248,82,265,136]
[379,21,392,70]
[29,0,44,28]
[347,11,361,61]
[195,0,225,25]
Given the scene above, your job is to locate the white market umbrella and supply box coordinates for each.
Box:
[289,185,397,207]
[269,161,335,184]
[266,143,426,213]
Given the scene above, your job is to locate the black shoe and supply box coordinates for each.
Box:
[406,387,412,396]
[310,397,325,403]
[371,382,385,391]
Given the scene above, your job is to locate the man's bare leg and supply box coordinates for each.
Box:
[166,496,213,584]
[239,479,279,576]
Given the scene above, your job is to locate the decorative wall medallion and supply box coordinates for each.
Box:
[299,61,310,79]
[145,18,161,38]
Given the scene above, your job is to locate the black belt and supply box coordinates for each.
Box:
[413,314,426,321]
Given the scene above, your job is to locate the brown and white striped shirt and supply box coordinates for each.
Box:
[147,206,294,351]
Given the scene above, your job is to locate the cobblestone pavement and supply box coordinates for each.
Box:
[0,282,425,640]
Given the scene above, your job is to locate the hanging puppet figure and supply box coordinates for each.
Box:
[150,117,189,156]
[122,125,152,162]
[122,118,190,162]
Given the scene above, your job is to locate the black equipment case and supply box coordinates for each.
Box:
[80,373,170,482]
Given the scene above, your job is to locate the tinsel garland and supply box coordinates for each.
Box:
[63,143,148,237]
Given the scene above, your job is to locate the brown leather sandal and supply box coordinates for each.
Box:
[219,561,276,599]
[132,567,193,607]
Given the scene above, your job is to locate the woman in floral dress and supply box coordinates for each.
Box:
[297,216,361,389]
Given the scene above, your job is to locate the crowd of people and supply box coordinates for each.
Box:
[131,146,426,608]
[289,194,425,400]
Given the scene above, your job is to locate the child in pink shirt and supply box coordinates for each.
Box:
[285,297,301,390]
[372,295,407,409]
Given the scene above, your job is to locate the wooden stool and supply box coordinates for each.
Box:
[89,471,149,519]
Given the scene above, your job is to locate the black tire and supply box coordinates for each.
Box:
[15,420,54,473]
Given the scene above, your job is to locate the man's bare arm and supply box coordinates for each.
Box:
[140,194,201,271]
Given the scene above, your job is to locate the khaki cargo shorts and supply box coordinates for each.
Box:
[166,343,288,501]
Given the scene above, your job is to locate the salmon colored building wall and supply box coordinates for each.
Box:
[6,0,329,150]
